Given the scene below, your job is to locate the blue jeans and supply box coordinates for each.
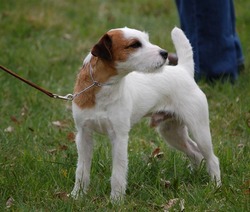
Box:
[175,0,244,81]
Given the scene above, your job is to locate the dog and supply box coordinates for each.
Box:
[70,27,221,201]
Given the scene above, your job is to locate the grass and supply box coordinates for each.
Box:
[0,0,249,211]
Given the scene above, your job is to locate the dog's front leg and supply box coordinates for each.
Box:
[71,127,93,199]
[110,133,129,202]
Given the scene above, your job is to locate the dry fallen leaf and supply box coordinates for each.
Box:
[48,145,69,155]
[6,196,14,208]
[179,198,185,211]
[52,120,70,128]
[54,191,69,200]
[247,119,250,128]
[10,116,20,124]
[163,198,185,212]
[163,198,179,211]
[241,180,250,195]
[161,178,171,189]
[61,169,68,177]
[237,143,245,148]
[21,105,28,117]
[151,147,164,158]
[67,132,75,142]
[244,188,250,195]
[52,121,65,128]
[4,126,14,133]
[47,149,57,154]
[59,145,68,151]
[63,33,72,40]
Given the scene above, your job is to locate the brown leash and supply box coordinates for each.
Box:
[0,65,74,100]
[0,64,113,101]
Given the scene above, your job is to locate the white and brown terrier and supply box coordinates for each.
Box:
[71,27,221,201]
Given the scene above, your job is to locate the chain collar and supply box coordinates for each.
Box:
[54,64,114,101]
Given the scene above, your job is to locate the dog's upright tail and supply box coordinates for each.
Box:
[171,27,194,78]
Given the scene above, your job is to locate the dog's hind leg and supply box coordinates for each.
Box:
[178,93,221,185]
[186,120,221,186]
[71,127,94,198]
[157,119,204,168]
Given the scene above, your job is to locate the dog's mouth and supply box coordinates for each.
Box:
[141,60,166,73]
[153,60,167,70]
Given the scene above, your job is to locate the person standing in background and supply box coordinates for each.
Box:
[175,0,244,83]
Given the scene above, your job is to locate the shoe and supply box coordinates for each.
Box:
[238,63,245,73]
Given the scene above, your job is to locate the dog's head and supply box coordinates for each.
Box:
[91,27,168,74]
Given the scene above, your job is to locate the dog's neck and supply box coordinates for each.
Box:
[73,56,118,109]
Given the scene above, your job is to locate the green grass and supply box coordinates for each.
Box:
[0,0,249,211]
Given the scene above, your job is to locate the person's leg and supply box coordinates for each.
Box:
[175,0,200,80]
[230,0,244,70]
[197,0,239,82]
[175,0,244,82]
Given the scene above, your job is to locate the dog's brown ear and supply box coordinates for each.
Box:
[91,34,112,61]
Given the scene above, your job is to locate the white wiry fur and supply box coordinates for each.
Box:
[71,27,221,201]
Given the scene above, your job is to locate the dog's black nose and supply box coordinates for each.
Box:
[160,50,168,60]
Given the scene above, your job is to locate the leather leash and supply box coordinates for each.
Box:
[0,65,74,101]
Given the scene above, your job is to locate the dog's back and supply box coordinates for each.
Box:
[122,27,196,125]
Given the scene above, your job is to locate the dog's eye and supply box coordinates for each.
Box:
[128,41,142,49]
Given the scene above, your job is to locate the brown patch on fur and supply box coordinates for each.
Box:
[107,30,139,62]
[73,56,117,109]
[74,29,138,109]
[150,112,174,127]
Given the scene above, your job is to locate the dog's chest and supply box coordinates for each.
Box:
[85,116,112,134]
[75,109,113,134]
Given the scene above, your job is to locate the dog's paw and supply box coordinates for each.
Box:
[69,188,85,200]
[110,196,124,205]
[110,191,124,204]
[214,178,222,188]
